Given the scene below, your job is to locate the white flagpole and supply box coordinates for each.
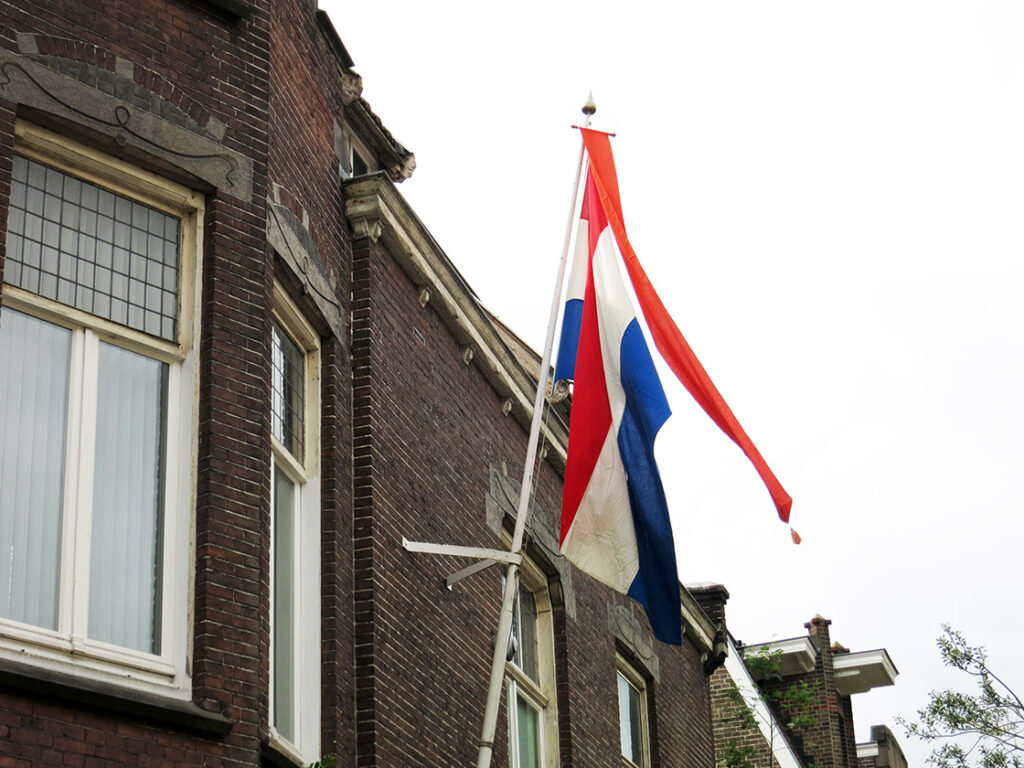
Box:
[475,98,594,768]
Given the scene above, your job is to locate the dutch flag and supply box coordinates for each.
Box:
[556,129,794,646]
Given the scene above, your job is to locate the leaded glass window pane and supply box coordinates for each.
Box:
[271,322,305,462]
[6,156,180,341]
[513,584,539,681]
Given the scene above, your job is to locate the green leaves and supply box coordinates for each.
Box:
[718,644,817,768]
[723,741,758,768]
[745,645,785,683]
[900,626,1023,768]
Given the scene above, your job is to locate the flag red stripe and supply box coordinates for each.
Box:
[560,171,614,541]
[579,128,793,524]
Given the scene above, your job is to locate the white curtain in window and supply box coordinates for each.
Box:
[89,342,166,653]
[0,310,70,630]
[618,672,644,764]
[273,464,297,741]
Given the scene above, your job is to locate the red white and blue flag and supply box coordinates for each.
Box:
[557,129,794,646]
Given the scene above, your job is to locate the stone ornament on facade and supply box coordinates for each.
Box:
[0,48,253,201]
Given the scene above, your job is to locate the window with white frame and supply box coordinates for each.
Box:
[269,285,321,763]
[617,657,651,768]
[0,121,202,693]
[337,125,375,180]
[506,563,558,768]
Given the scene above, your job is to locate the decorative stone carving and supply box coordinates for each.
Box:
[608,604,661,682]
[548,379,571,403]
[340,70,362,105]
[0,48,253,201]
[266,202,346,344]
[462,346,474,365]
[418,288,431,308]
[349,215,383,243]
[387,154,417,182]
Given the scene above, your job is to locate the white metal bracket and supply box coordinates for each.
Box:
[445,558,500,590]
[401,537,522,590]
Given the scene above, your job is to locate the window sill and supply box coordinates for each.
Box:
[261,736,308,768]
[0,656,232,736]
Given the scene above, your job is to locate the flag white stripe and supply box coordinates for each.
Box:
[560,426,638,592]
[560,223,643,594]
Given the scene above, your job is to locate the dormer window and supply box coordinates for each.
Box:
[338,124,375,180]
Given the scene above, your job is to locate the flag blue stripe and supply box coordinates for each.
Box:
[616,320,681,645]
[554,298,584,383]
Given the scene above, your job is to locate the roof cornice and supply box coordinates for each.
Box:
[342,172,569,468]
[680,587,717,655]
[344,102,416,182]
[833,649,898,695]
[744,636,818,677]
[315,9,415,182]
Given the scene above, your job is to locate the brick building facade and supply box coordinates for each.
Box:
[0,1,728,766]
[691,586,899,768]
[857,726,908,768]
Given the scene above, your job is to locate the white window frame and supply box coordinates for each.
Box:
[0,120,202,698]
[267,283,321,765]
[337,124,376,180]
[617,655,652,768]
[505,558,558,768]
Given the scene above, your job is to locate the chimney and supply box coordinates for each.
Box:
[805,614,833,652]
[687,583,729,635]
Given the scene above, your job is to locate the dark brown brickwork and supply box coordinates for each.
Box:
[857,725,908,768]
[0,1,721,767]
[709,664,784,768]
[264,0,355,759]
[345,225,718,766]
[773,616,847,768]
[711,618,883,768]
[689,584,730,639]
[2,0,273,765]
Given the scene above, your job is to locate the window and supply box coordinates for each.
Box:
[337,125,375,180]
[269,285,321,763]
[617,658,651,768]
[0,121,202,694]
[506,563,558,768]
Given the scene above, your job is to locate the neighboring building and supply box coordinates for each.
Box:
[691,586,900,768]
[857,725,909,768]
[0,1,727,767]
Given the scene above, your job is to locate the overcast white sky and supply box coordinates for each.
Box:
[321,3,1024,764]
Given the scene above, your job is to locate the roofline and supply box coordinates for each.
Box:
[722,635,804,768]
[315,9,354,70]
[342,172,569,467]
[316,9,416,182]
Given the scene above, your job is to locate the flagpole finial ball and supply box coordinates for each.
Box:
[582,91,597,117]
